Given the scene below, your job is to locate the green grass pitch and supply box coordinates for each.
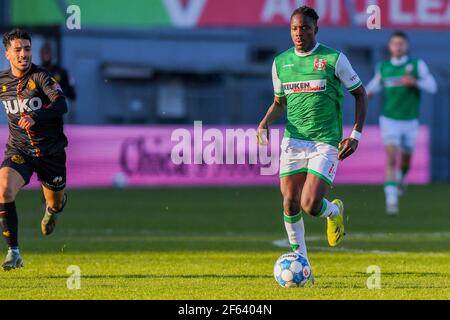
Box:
[0,185,449,300]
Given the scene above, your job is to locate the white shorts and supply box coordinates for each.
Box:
[379,116,419,154]
[279,138,339,185]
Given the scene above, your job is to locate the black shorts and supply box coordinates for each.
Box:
[1,147,66,192]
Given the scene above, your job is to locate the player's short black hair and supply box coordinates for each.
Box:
[2,28,32,50]
[290,5,320,25]
[390,30,408,41]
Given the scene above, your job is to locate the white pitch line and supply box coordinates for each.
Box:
[273,231,450,251]
[336,231,450,240]
[295,231,450,242]
[308,246,408,254]
[272,239,406,254]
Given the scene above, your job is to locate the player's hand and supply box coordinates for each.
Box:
[18,115,35,130]
[338,137,358,161]
[257,121,269,145]
[399,75,417,87]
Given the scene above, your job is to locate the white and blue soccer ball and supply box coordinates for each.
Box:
[274,252,312,287]
[112,172,128,188]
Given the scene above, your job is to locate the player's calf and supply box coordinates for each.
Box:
[0,172,24,271]
[282,195,300,216]
[0,202,21,269]
[0,201,23,271]
[281,175,309,261]
[47,195,66,212]
[303,196,345,246]
[41,193,67,236]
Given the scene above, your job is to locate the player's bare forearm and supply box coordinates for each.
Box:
[260,96,286,126]
[257,96,286,144]
[351,85,368,133]
[338,86,368,160]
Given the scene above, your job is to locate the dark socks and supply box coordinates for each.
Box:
[0,202,18,249]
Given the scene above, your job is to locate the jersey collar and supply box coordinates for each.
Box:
[294,42,320,57]
[8,63,35,79]
[390,55,408,66]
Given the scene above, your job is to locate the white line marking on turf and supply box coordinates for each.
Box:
[272,239,408,254]
[274,231,450,243]
[308,246,408,254]
[337,232,450,239]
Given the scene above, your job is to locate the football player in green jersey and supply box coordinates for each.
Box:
[367,31,437,215]
[257,6,368,280]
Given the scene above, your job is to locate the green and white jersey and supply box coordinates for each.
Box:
[366,56,437,120]
[272,43,362,148]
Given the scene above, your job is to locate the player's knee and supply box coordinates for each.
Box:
[283,195,300,215]
[301,196,322,216]
[0,184,16,203]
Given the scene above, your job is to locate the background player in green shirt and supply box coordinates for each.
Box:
[367,31,437,215]
[257,6,368,281]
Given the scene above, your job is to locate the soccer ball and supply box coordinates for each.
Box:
[113,172,128,188]
[273,252,312,287]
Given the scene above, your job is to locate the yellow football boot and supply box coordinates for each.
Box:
[327,199,345,247]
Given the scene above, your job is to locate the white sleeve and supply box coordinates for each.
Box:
[366,65,383,95]
[417,60,437,94]
[335,53,362,92]
[272,60,284,97]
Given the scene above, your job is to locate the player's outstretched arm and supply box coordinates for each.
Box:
[257,96,286,145]
[338,85,368,161]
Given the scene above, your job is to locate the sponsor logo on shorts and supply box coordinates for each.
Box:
[53,176,63,185]
[2,85,6,93]
[11,155,25,164]
[45,176,65,189]
[2,231,10,238]
[328,163,336,178]
[283,80,327,94]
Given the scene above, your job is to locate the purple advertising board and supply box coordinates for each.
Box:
[0,125,429,188]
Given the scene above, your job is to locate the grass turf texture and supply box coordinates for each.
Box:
[0,185,449,300]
